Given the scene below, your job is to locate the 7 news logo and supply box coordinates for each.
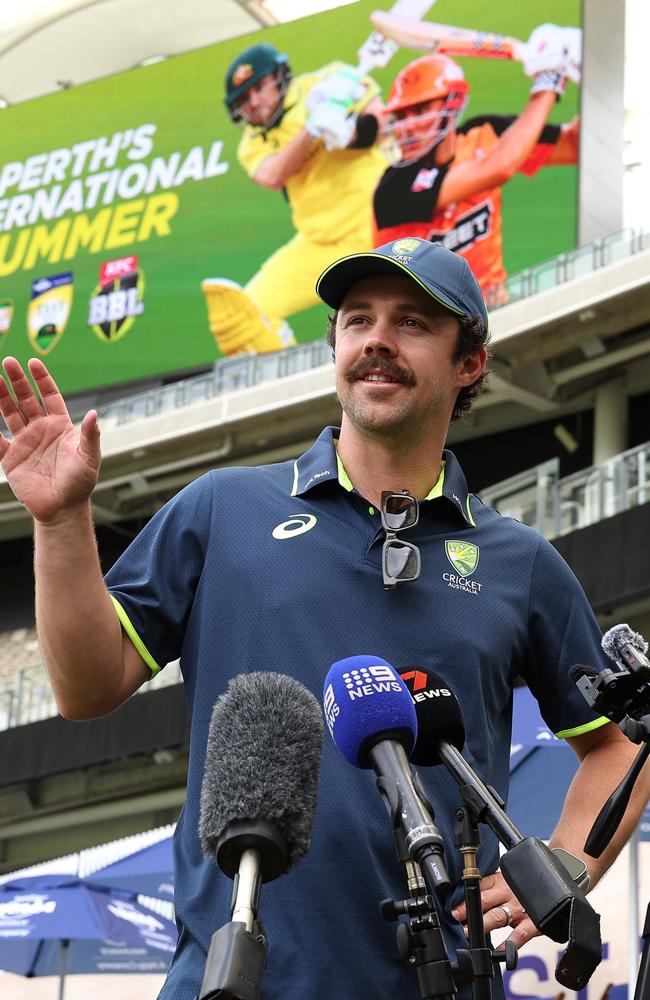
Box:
[399,669,452,704]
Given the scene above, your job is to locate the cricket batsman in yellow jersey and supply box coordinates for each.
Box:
[201,43,388,356]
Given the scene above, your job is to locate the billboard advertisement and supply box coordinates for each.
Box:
[0,0,581,395]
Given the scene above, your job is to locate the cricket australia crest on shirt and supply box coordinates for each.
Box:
[443,540,482,595]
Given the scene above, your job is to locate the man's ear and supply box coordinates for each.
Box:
[457,347,488,386]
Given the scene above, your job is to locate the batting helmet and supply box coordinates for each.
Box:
[385,55,469,164]
[224,43,291,124]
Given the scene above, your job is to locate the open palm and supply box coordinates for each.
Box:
[0,357,101,523]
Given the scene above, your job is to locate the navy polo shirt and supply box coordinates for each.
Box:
[106,427,608,1000]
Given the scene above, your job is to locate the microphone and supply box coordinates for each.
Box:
[200,672,323,899]
[398,665,523,849]
[601,623,650,676]
[572,626,650,860]
[397,667,603,990]
[198,672,323,1000]
[396,666,465,766]
[571,624,650,725]
[323,654,451,894]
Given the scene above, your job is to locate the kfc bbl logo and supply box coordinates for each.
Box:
[88,256,145,342]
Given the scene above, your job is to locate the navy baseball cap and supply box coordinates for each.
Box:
[316,238,488,325]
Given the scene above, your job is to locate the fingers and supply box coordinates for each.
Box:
[2,357,45,422]
[0,359,28,436]
[78,410,102,468]
[482,901,529,935]
[505,915,540,949]
[1,357,72,436]
[27,358,70,417]
[452,870,539,948]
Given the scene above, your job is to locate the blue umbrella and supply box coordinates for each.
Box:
[0,874,176,998]
[82,833,175,900]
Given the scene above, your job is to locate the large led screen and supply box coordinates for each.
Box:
[0,0,581,394]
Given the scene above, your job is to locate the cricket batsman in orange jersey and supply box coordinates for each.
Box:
[373,25,579,307]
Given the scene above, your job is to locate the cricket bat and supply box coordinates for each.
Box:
[357,0,440,73]
[369,10,582,82]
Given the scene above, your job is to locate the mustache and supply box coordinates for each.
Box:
[344,357,416,386]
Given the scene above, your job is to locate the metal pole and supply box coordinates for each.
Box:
[629,829,640,1000]
[59,939,70,1000]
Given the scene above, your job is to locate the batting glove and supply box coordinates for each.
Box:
[524,23,581,94]
[306,65,365,116]
[306,102,357,150]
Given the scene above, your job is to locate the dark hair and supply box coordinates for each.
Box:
[325,310,490,420]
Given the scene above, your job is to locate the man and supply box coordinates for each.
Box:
[202,42,388,355]
[373,33,579,306]
[0,239,647,1000]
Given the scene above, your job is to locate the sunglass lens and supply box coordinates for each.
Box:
[385,541,420,581]
[383,494,418,530]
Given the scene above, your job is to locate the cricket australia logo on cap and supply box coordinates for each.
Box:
[443,540,483,595]
[392,238,422,256]
[233,63,254,86]
[391,237,422,262]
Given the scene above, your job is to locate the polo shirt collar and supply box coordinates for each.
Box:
[291,427,475,526]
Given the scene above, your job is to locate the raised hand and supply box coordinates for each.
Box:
[0,357,101,524]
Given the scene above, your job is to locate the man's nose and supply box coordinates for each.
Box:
[361,324,398,355]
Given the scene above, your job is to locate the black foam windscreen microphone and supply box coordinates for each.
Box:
[397,666,465,766]
[398,664,525,849]
[200,671,323,884]
[568,663,601,684]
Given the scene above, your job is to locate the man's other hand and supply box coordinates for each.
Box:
[0,357,101,524]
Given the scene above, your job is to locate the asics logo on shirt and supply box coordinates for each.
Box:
[272,514,318,539]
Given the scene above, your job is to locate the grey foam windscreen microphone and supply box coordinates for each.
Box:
[199,672,323,882]
[601,623,648,663]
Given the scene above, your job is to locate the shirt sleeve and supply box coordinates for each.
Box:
[522,535,610,739]
[105,475,213,675]
[237,130,276,181]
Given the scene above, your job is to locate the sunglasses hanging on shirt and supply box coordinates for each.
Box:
[381,491,421,589]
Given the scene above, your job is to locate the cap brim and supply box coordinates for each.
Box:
[316,252,464,317]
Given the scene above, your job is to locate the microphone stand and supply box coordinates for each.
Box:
[453,803,517,1000]
[436,743,602,992]
[197,847,267,1000]
[381,830,458,1000]
[198,819,288,1000]
[582,713,650,1000]
[380,771,514,1000]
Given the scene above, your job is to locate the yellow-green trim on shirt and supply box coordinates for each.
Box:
[424,462,445,500]
[555,715,610,740]
[336,452,446,499]
[110,594,161,677]
[336,452,354,492]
